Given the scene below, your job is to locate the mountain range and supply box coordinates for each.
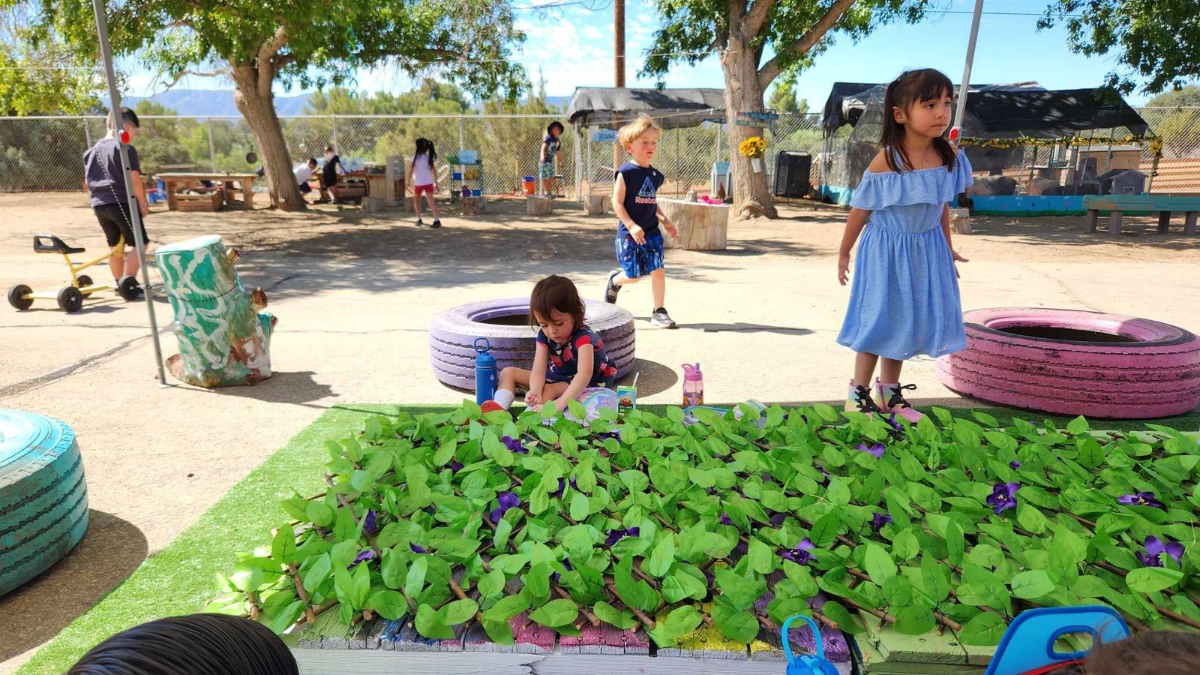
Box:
[106,89,572,117]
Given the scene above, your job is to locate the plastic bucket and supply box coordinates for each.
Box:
[523,177,536,195]
[452,172,463,180]
[471,189,482,197]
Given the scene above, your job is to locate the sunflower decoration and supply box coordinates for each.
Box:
[738,136,768,159]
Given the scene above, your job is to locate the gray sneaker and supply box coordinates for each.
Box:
[650,307,677,329]
[604,270,621,304]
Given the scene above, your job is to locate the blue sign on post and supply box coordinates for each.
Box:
[592,129,618,142]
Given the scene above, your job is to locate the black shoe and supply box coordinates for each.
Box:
[431,219,442,229]
[650,307,677,329]
[604,270,621,304]
[415,218,425,227]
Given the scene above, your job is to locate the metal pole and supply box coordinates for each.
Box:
[675,128,681,197]
[207,117,218,172]
[952,0,985,139]
[458,115,465,152]
[83,118,92,148]
[574,122,583,202]
[1102,126,1116,175]
[91,0,167,386]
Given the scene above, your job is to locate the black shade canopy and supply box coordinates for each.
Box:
[567,87,726,129]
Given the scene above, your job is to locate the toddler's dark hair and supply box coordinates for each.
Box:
[1080,630,1200,675]
[879,68,957,174]
[67,613,299,675]
[530,275,585,331]
[547,121,564,135]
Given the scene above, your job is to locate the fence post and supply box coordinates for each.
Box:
[574,122,583,201]
[675,127,681,197]
[331,114,338,152]
[83,117,92,149]
[207,118,218,171]
[458,115,465,152]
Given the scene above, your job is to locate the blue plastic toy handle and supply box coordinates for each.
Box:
[781,614,825,664]
[983,606,1130,675]
[474,337,491,354]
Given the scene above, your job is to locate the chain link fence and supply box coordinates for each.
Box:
[2,109,1197,196]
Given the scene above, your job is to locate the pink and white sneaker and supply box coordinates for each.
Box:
[875,380,924,424]
[845,380,882,416]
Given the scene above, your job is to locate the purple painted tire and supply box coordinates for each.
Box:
[430,299,636,390]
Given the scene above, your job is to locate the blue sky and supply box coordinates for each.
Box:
[129,0,1159,106]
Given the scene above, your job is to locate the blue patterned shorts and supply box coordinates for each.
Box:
[539,162,556,179]
[615,234,664,279]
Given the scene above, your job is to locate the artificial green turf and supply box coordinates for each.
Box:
[16,402,1199,674]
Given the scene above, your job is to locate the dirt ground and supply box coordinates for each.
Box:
[1,191,1199,672]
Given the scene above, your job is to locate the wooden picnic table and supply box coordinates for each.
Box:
[1083,194,1200,237]
[158,172,258,211]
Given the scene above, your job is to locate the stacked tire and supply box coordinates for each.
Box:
[1,409,88,596]
[430,299,636,390]
[937,308,1200,419]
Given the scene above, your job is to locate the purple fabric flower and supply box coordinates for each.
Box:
[410,543,427,554]
[490,492,521,523]
[780,538,817,566]
[769,511,788,527]
[351,549,376,566]
[986,482,1020,515]
[720,513,734,526]
[1118,491,1166,510]
[364,510,377,533]
[886,413,904,432]
[856,443,885,459]
[597,431,621,441]
[501,435,528,454]
[449,461,464,472]
[550,478,579,498]
[1009,461,1021,470]
[870,512,892,532]
[1137,536,1185,567]
[605,527,640,547]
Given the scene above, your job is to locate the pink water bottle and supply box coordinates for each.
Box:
[682,363,704,407]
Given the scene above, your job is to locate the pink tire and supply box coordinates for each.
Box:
[430,299,636,390]
[937,308,1200,419]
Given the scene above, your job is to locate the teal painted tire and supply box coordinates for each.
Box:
[0,409,88,597]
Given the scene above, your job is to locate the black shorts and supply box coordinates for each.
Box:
[94,202,148,249]
[298,181,313,194]
[322,172,338,188]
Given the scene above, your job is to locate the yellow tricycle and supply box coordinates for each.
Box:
[7,234,144,313]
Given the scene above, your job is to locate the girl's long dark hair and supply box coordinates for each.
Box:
[413,137,437,166]
[880,69,957,173]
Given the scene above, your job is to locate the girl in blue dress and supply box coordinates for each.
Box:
[837,69,974,423]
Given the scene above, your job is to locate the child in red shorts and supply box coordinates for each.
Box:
[407,138,442,229]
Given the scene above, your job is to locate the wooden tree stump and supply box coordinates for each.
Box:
[659,198,729,251]
[949,208,972,235]
[155,235,277,387]
[526,196,554,216]
[584,193,611,216]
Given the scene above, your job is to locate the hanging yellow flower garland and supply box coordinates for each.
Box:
[958,135,1165,176]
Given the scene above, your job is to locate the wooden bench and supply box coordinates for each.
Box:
[1083,195,1200,236]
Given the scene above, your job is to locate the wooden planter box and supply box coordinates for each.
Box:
[176,191,224,212]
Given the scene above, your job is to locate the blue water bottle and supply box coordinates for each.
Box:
[474,338,498,405]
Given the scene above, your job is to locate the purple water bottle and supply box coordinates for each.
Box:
[682,363,704,407]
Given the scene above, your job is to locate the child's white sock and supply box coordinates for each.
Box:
[493,389,515,410]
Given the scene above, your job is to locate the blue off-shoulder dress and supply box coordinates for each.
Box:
[836,153,974,361]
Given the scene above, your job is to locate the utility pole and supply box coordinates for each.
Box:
[951,0,984,143]
[613,0,626,177]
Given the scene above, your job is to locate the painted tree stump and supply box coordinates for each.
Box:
[584,193,611,216]
[155,235,277,387]
[525,196,554,216]
[659,198,728,251]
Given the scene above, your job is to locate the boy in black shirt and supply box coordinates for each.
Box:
[603,114,679,328]
[83,106,149,283]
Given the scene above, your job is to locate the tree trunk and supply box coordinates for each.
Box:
[722,34,777,221]
[230,65,304,211]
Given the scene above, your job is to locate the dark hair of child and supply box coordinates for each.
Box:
[414,138,437,165]
[530,275,585,333]
[1076,630,1200,675]
[547,121,564,135]
[879,68,958,174]
[67,613,299,675]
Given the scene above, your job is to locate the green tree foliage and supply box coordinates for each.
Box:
[0,8,100,115]
[766,72,809,115]
[8,0,526,208]
[1041,0,1200,95]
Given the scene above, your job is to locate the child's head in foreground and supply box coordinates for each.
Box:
[530,274,585,345]
[618,113,660,166]
[1047,629,1200,675]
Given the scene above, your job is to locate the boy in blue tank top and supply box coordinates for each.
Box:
[603,114,680,329]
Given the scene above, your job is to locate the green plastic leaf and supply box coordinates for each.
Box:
[820,601,865,635]
[303,553,332,594]
[958,612,1008,646]
[892,604,937,635]
[747,537,776,575]
[478,569,506,599]
[529,598,579,628]
[594,601,638,630]
[367,590,407,620]
[1010,570,1055,599]
[415,603,454,639]
[920,555,950,603]
[272,528,297,565]
[307,502,334,528]
[1016,504,1048,535]
[1066,416,1090,435]
[783,560,820,598]
[826,477,851,505]
[405,555,428,598]
[434,438,457,466]
[647,605,703,647]
[714,567,763,611]
[646,535,676,578]
[482,594,531,623]
[809,512,840,547]
[482,619,514,645]
[712,599,761,643]
[945,520,965,568]
[1071,575,1113,598]
[570,492,590,521]
[1127,567,1183,593]
[1077,437,1105,468]
[864,543,896,585]
[381,549,408,589]
[891,529,919,561]
[440,599,479,626]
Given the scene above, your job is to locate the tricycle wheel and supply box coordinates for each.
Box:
[76,275,94,293]
[117,276,142,301]
[7,284,33,310]
[57,286,83,313]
